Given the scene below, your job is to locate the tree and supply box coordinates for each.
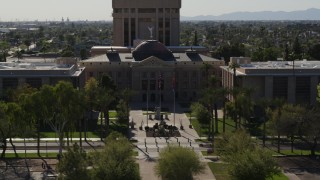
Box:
[0,102,22,158]
[97,87,115,136]
[191,102,211,138]
[57,143,90,180]
[84,78,99,140]
[284,43,290,61]
[217,131,280,180]
[24,39,31,51]
[14,50,23,62]
[80,48,88,60]
[117,88,134,131]
[116,99,130,125]
[0,41,10,62]
[292,36,302,60]
[193,31,198,46]
[229,62,240,87]
[309,44,320,60]
[98,75,117,135]
[16,87,42,156]
[39,81,81,157]
[298,108,320,156]
[91,132,140,180]
[155,146,205,180]
[61,45,75,57]
[229,148,280,180]
[269,104,305,153]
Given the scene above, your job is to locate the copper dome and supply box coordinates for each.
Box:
[132,40,175,61]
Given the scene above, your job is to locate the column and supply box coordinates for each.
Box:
[287,77,296,104]
[265,76,273,99]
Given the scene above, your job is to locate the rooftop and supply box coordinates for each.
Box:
[0,58,84,77]
[221,60,320,76]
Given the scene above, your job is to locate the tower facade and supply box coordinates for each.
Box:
[112,0,181,46]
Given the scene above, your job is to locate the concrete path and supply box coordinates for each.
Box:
[130,102,216,180]
[284,172,301,180]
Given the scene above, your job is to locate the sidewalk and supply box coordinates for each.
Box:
[10,138,102,142]
[130,102,216,180]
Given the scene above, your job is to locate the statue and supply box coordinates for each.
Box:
[148,26,154,39]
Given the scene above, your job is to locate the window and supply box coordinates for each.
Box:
[142,72,147,78]
[131,8,136,13]
[191,81,197,88]
[114,9,122,13]
[171,9,179,13]
[89,72,93,77]
[99,72,103,78]
[150,80,156,90]
[183,81,188,89]
[296,77,310,104]
[150,72,155,78]
[142,80,148,90]
[3,78,18,89]
[138,8,156,13]
[26,78,42,89]
[273,77,288,100]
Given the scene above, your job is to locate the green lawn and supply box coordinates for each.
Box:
[208,162,288,180]
[4,153,58,158]
[201,151,217,156]
[41,131,99,138]
[98,111,117,119]
[272,149,320,156]
[208,162,231,180]
[268,173,289,180]
[109,111,117,118]
[190,117,236,137]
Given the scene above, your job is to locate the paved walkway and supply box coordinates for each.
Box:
[130,102,216,180]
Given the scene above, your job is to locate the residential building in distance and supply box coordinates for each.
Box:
[112,0,181,46]
[221,57,320,105]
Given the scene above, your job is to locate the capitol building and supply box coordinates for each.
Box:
[81,0,224,103]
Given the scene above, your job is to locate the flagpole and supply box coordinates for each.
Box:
[147,80,149,127]
[159,72,162,120]
[173,89,175,127]
[172,73,176,127]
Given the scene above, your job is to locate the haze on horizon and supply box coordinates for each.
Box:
[0,0,319,21]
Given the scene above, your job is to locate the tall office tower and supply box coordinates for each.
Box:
[112,0,181,46]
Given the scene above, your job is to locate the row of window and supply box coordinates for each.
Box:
[114,8,179,14]
[141,91,197,102]
[273,77,311,103]
[1,78,77,90]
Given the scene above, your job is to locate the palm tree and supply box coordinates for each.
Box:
[201,63,213,88]
[229,62,240,87]
[97,87,115,136]
[14,50,23,62]
[84,78,99,140]
[119,88,134,133]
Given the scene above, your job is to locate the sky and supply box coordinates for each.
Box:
[0,0,320,21]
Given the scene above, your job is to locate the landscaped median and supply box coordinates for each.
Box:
[208,162,289,180]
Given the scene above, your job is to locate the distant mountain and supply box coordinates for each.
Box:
[181,8,320,21]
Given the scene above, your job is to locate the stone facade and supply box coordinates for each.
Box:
[81,41,224,103]
[112,0,181,46]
